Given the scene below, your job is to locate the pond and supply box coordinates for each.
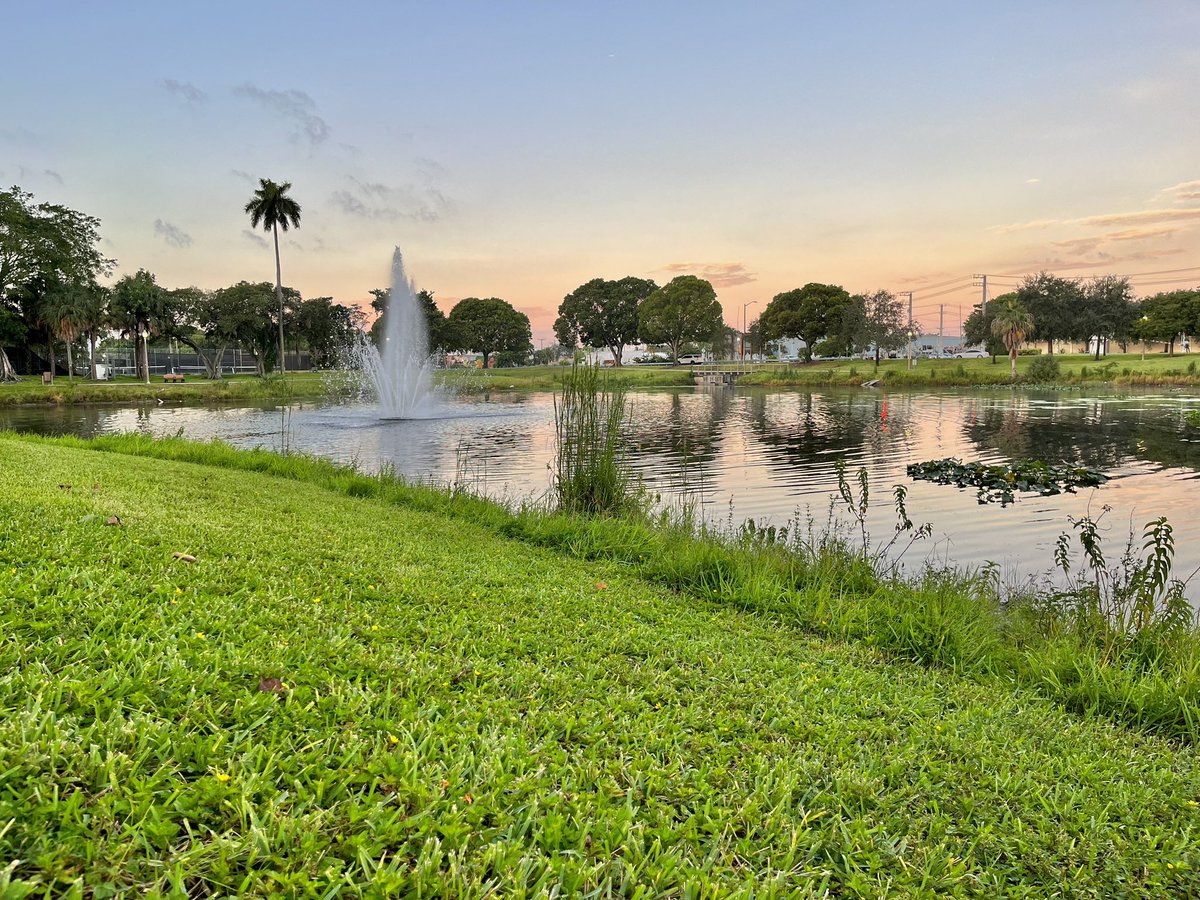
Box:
[6,386,1200,595]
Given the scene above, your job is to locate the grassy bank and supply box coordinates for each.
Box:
[0,372,334,407]
[6,352,1199,408]
[4,433,1200,894]
[738,351,1200,388]
[435,364,695,393]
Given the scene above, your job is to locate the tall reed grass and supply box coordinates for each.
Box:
[552,364,635,516]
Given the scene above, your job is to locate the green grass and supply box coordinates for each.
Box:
[436,365,695,392]
[737,351,1200,387]
[0,372,333,407]
[4,434,1200,894]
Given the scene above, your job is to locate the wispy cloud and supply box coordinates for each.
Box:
[230,169,258,185]
[1152,180,1200,205]
[659,262,757,288]
[1068,208,1200,228]
[163,78,207,107]
[241,229,269,249]
[993,208,1200,234]
[153,219,192,248]
[233,83,330,145]
[989,218,1061,235]
[331,176,450,222]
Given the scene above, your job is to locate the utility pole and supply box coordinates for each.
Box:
[972,274,988,315]
[905,291,914,369]
[939,304,944,356]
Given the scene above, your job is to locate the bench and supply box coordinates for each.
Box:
[162,373,186,383]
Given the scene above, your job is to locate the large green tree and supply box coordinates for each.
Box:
[244,179,301,373]
[200,281,298,376]
[991,296,1035,380]
[296,296,362,367]
[759,283,852,362]
[637,276,723,363]
[963,298,1008,362]
[554,276,658,366]
[1015,272,1083,354]
[1080,275,1136,358]
[446,297,532,368]
[109,270,166,383]
[846,289,908,367]
[1133,290,1198,355]
[0,186,112,380]
[369,288,447,351]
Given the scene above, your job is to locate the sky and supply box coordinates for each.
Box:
[5,1,1200,343]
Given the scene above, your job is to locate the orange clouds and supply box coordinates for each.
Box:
[658,262,757,288]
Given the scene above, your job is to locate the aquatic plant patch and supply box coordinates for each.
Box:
[907,457,1108,505]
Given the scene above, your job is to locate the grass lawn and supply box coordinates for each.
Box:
[5,353,1199,408]
[0,372,333,407]
[737,351,1200,388]
[3,435,1200,895]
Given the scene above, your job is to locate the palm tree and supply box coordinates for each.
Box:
[41,286,83,382]
[991,297,1035,380]
[244,179,301,374]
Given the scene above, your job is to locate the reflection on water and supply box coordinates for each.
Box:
[5,386,1200,594]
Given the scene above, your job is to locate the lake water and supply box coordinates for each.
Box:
[6,386,1200,594]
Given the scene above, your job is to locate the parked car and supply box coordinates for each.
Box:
[954,348,988,358]
[677,354,704,365]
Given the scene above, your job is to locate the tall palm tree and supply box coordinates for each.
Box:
[991,297,1035,380]
[244,179,301,374]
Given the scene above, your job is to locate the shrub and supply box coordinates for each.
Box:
[1027,354,1060,381]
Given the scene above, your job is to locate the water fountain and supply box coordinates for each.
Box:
[357,248,437,418]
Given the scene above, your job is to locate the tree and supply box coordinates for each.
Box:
[1079,275,1136,358]
[847,289,908,368]
[991,296,1035,380]
[1133,291,1197,355]
[199,281,297,376]
[296,296,361,367]
[1015,272,1083,354]
[555,276,658,366]
[110,270,166,383]
[758,283,852,362]
[369,287,446,352]
[445,297,532,368]
[40,281,104,381]
[637,276,723,363]
[0,186,112,380]
[963,300,1007,362]
[244,178,301,373]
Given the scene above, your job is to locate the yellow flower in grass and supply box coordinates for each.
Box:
[195,632,206,640]
[215,772,230,783]
[388,734,400,746]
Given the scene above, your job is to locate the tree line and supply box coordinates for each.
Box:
[0,184,535,380]
[552,277,910,366]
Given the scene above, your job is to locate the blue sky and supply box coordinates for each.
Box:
[5,1,1200,340]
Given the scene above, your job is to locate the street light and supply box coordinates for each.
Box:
[742,301,757,363]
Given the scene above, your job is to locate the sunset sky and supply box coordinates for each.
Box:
[5,1,1200,343]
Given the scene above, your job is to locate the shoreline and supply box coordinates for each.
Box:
[4,352,1200,406]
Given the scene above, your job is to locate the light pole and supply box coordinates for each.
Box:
[742,301,757,364]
